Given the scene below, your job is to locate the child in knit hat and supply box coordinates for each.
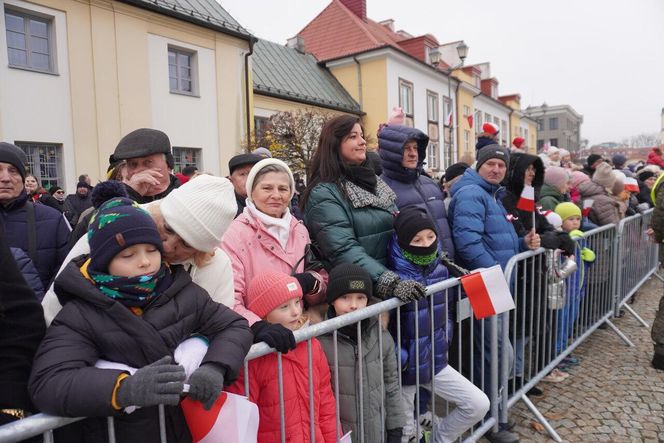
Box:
[387,207,489,443]
[318,263,407,443]
[553,202,595,355]
[226,271,338,443]
[29,197,253,442]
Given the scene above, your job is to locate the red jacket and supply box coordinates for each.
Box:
[227,338,338,443]
[647,150,664,168]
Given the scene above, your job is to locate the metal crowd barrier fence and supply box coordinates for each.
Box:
[1,212,659,443]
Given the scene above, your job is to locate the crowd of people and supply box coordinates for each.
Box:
[1,111,663,443]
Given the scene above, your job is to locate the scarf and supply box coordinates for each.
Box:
[87,262,169,308]
[402,248,438,266]
[344,162,377,193]
[247,200,292,250]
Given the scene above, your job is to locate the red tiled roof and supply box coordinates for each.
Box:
[297,0,407,61]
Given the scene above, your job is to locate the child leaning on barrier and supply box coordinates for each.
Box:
[226,271,338,443]
[318,263,408,443]
[387,207,490,443]
[28,198,253,442]
[553,202,596,354]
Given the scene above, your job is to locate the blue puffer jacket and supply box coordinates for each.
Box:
[1,191,70,289]
[387,234,452,386]
[448,169,525,271]
[10,247,45,300]
[378,125,455,259]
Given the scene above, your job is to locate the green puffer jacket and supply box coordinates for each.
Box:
[318,316,407,442]
[303,179,397,294]
[539,183,569,211]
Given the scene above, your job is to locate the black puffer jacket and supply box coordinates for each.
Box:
[29,258,252,443]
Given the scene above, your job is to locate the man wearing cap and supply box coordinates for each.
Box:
[582,154,604,177]
[449,144,539,443]
[228,153,262,217]
[112,128,180,204]
[63,181,93,226]
[0,142,70,290]
[475,122,500,154]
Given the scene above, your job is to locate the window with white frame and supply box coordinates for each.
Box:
[484,113,491,128]
[168,46,197,95]
[15,142,62,189]
[5,8,55,73]
[464,130,470,153]
[443,97,452,127]
[172,147,201,173]
[399,79,414,127]
[501,120,507,145]
[474,109,482,134]
[427,123,439,171]
[463,105,471,120]
[426,91,439,123]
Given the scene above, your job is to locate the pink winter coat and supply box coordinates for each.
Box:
[227,337,338,443]
[221,208,321,324]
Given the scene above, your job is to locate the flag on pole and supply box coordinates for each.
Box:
[181,392,259,443]
[467,115,473,128]
[516,185,535,212]
[623,177,639,193]
[446,111,453,127]
[460,265,515,320]
[582,199,594,217]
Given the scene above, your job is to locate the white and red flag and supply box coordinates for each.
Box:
[623,177,639,193]
[516,185,535,212]
[460,265,515,320]
[181,391,259,443]
[582,199,594,217]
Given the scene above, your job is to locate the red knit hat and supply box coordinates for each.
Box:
[482,122,499,135]
[247,271,303,319]
[512,137,525,149]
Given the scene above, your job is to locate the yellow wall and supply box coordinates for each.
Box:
[330,58,386,147]
[254,95,350,116]
[455,86,475,161]
[23,0,249,181]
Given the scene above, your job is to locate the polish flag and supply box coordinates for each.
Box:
[446,111,454,127]
[516,185,535,212]
[582,199,594,217]
[460,265,515,320]
[467,115,473,128]
[623,177,639,193]
[181,392,259,443]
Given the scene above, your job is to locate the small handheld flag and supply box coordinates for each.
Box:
[516,185,535,212]
[582,199,594,217]
[623,177,639,193]
[460,265,515,320]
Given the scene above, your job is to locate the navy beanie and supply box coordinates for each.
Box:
[88,197,163,272]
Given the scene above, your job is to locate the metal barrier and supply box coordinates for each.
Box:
[1,211,659,443]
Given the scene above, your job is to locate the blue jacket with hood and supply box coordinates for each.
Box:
[448,169,526,271]
[378,125,455,259]
[386,234,452,386]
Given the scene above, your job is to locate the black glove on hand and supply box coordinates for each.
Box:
[116,356,185,408]
[251,320,296,353]
[188,363,225,410]
[386,428,403,443]
[293,272,316,294]
[559,233,576,257]
[393,279,427,302]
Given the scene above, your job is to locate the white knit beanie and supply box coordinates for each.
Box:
[245,158,295,203]
[160,175,237,252]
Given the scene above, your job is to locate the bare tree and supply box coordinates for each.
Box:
[621,132,660,148]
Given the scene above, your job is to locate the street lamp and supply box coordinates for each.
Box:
[430,42,469,168]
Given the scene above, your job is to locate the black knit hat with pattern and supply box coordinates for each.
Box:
[326,263,373,304]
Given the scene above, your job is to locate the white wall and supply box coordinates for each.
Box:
[474,95,511,146]
[148,34,220,174]
[0,0,76,191]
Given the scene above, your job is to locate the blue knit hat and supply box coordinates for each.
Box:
[88,198,163,272]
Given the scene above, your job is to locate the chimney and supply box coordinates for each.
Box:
[378,19,394,31]
[286,36,306,54]
[340,0,366,21]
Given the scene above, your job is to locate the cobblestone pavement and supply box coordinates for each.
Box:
[505,274,664,442]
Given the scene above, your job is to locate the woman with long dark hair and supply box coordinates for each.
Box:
[301,115,426,302]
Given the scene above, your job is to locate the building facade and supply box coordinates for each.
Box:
[1,0,252,191]
[525,104,583,154]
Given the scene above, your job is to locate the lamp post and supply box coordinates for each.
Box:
[430,42,468,168]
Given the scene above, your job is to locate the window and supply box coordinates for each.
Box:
[474,109,482,134]
[464,129,470,153]
[443,97,452,127]
[426,91,438,123]
[537,119,544,131]
[5,8,54,73]
[549,117,559,130]
[537,139,544,150]
[399,79,414,127]
[463,105,471,120]
[169,47,197,95]
[172,147,201,173]
[550,138,558,147]
[427,123,439,170]
[15,142,62,189]
[484,113,491,128]
[501,120,507,145]
[254,116,270,141]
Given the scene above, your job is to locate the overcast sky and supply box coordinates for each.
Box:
[221,0,664,147]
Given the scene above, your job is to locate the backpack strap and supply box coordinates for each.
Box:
[24,201,38,267]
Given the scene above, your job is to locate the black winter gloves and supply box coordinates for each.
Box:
[393,279,427,302]
[293,272,316,294]
[558,233,576,257]
[251,320,296,353]
[116,356,185,408]
[188,363,226,410]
